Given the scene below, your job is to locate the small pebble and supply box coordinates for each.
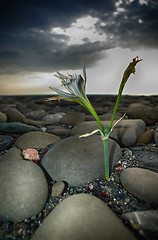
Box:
[23,149,40,163]
[51,182,65,197]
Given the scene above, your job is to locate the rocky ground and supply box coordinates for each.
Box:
[0,94,158,240]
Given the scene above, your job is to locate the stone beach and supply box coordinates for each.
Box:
[0,94,158,240]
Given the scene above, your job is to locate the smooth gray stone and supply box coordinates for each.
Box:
[60,112,85,127]
[120,168,158,204]
[0,122,38,134]
[41,135,122,186]
[126,103,158,125]
[31,193,136,240]
[15,131,61,149]
[0,135,14,151]
[0,148,24,162]
[72,119,145,147]
[122,210,158,231]
[0,160,48,222]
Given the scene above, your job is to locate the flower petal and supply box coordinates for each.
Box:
[51,87,77,99]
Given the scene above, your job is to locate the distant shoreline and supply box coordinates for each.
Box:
[0,94,158,98]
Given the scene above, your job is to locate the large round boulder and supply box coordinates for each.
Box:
[0,160,48,222]
[41,135,122,185]
[31,193,136,240]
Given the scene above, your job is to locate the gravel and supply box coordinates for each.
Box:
[0,145,158,240]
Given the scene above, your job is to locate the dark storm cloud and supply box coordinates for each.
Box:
[96,0,158,49]
[0,0,115,31]
[0,0,157,74]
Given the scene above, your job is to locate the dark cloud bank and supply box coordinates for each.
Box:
[0,0,158,74]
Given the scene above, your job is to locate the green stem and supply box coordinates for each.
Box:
[106,84,123,135]
[106,57,142,136]
[103,138,109,181]
[84,96,105,135]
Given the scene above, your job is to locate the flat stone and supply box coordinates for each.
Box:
[0,122,38,134]
[0,160,48,222]
[41,135,122,186]
[120,168,158,204]
[47,126,72,136]
[60,112,85,127]
[121,210,158,231]
[137,129,154,144]
[31,193,136,240]
[0,135,14,151]
[51,182,65,197]
[0,148,24,162]
[0,112,7,123]
[15,131,61,149]
[72,119,145,147]
[27,119,56,127]
[7,108,28,124]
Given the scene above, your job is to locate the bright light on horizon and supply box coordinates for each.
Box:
[0,47,158,96]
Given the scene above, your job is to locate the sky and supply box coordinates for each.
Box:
[0,0,158,95]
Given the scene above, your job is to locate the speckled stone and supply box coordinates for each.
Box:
[31,194,136,240]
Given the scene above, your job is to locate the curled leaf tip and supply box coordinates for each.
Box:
[122,56,143,86]
[131,56,143,74]
[127,56,143,75]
